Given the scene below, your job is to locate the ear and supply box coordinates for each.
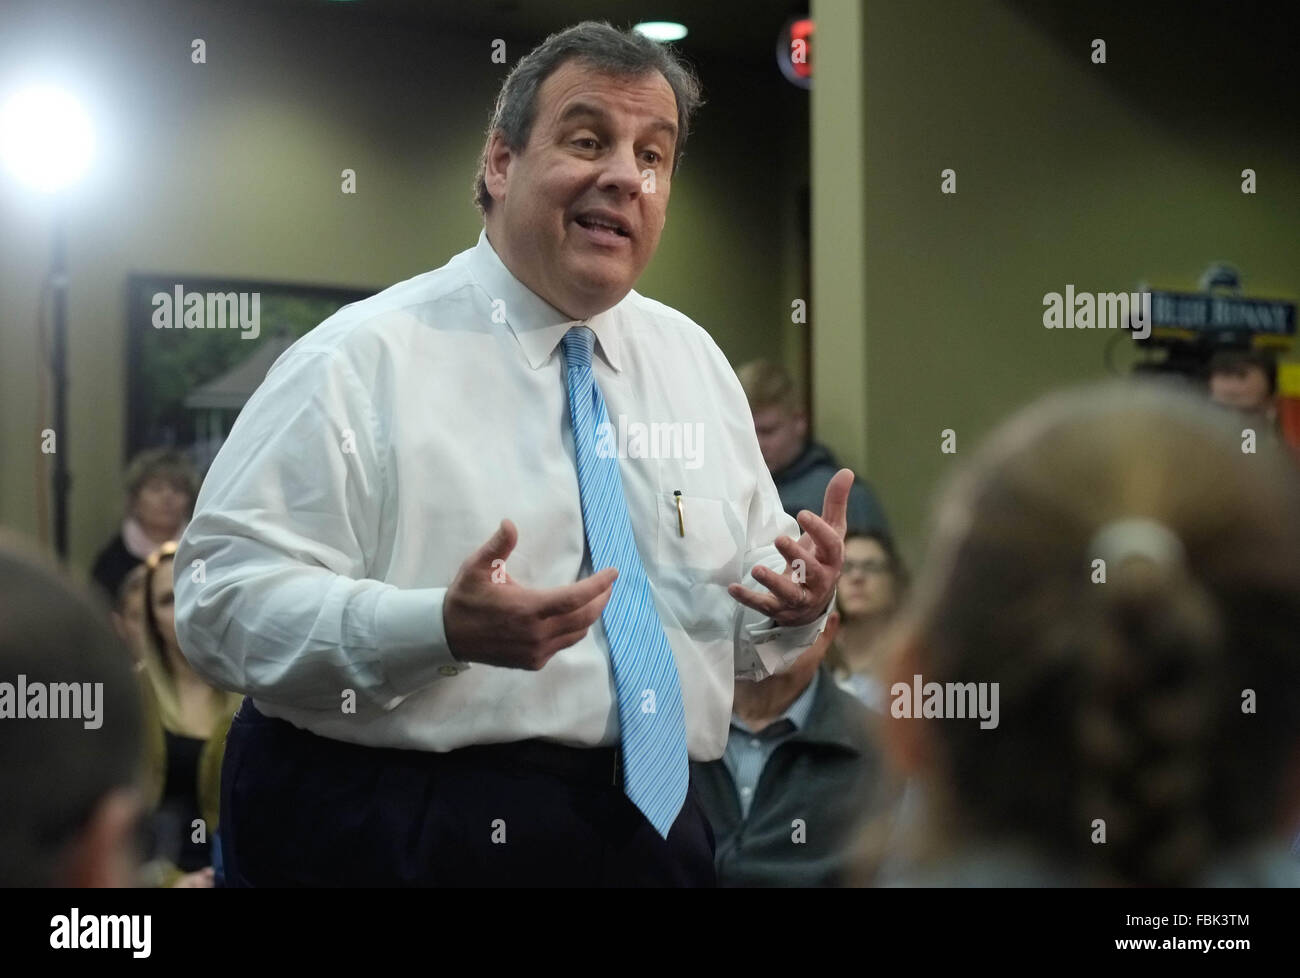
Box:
[483,131,515,209]
[793,411,809,440]
[60,788,140,888]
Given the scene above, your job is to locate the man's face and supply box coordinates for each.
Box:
[1209,368,1274,417]
[482,59,677,321]
[752,405,807,473]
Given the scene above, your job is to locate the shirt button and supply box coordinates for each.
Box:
[438,665,461,677]
[740,786,753,796]
[749,738,761,749]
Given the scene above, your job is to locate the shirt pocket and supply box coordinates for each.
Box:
[654,491,743,579]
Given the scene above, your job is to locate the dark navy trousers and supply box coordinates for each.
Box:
[219,699,716,887]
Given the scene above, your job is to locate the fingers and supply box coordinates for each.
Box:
[779,517,842,596]
[751,563,807,606]
[520,573,618,667]
[774,533,813,568]
[536,577,616,638]
[820,468,854,536]
[474,518,519,566]
[796,510,844,565]
[728,581,784,619]
[448,525,621,670]
[531,566,618,617]
[517,575,615,667]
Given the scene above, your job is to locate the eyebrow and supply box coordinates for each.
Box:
[557,102,678,141]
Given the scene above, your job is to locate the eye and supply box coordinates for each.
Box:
[573,137,599,150]
[641,150,662,165]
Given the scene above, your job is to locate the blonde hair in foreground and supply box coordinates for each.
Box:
[876,379,1300,886]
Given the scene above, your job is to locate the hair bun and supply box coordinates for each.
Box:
[1090,518,1186,572]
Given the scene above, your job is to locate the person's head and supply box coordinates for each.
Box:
[142,542,179,666]
[736,359,807,473]
[1208,350,1277,418]
[475,21,702,321]
[141,542,233,738]
[884,380,1300,886]
[0,533,143,886]
[838,532,908,621]
[111,564,149,664]
[124,448,199,539]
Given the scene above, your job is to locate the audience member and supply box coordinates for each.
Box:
[91,448,199,604]
[111,564,149,666]
[869,380,1300,887]
[828,531,908,711]
[692,612,895,886]
[0,532,144,887]
[137,542,242,886]
[1207,349,1277,423]
[737,359,890,535]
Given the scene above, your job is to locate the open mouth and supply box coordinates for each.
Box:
[574,214,631,238]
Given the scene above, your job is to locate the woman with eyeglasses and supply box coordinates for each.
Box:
[829,531,909,711]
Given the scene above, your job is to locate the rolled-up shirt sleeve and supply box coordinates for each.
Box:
[174,347,462,713]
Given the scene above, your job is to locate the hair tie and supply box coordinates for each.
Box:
[1089,518,1186,570]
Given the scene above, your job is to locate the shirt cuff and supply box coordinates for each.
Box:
[734,588,835,680]
[371,587,468,707]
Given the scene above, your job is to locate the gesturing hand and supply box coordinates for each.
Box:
[443,519,618,670]
[727,468,852,627]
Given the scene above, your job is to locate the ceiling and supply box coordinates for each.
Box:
[256,0,810,67]
[245,0,1298,135]
[1006,0,1299,135]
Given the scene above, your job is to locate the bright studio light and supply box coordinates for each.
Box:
[0,83,95,193]
[633,22,689,42]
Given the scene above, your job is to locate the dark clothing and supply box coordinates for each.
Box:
[691,665,890,887]
[90,532,140,604]
[152,731,208,872]
[772,441,890,537]
[219,699,717,887]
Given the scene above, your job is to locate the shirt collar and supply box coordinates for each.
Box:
[784,667,820,731]
[792,665,873,755]
[122,516,186,560]
[466,227,624,372]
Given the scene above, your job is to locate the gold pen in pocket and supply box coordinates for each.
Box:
[673,490,685,537]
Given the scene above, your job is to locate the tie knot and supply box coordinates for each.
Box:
[562,325,596,367]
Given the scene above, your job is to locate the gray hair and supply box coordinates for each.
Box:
[473,21,703,215]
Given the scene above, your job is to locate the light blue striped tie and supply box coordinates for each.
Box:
[562,325,689,839]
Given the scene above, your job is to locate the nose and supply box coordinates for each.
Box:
[596,142,645,198]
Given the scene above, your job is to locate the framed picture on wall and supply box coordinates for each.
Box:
[125,274,376,475]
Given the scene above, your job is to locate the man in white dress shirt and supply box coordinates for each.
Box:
[175,21,851,887]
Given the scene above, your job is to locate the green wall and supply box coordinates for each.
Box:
[813,0,1300,562]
